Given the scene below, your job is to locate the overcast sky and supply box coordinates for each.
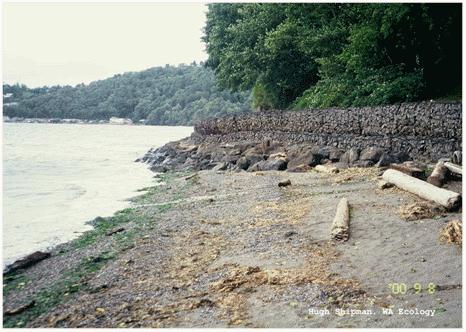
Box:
[3,3,208,87]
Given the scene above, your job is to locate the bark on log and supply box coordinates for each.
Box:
[444,162,462,176]
[315,164,339,174]
[427,161,448,187]
[382,169,461,211]
[330,198,350,241]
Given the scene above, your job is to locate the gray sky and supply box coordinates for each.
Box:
[3,3,208,87]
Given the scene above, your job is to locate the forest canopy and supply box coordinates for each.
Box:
[3,64,252,125]
[203,3,461,110]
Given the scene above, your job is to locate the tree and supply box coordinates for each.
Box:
[203,3,461,109]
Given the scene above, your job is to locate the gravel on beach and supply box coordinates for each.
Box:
[3,168,462,328]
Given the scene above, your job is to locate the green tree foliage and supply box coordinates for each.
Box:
[3,64,252,125]
[203,3,461,109]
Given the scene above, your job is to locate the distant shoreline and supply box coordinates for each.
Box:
[3,117,147,125]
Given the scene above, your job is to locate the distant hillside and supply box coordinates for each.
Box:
[3,64,252,125]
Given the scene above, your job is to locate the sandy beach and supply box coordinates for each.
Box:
[3,168,461,328]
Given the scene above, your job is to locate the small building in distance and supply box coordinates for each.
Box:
[109,117,133,125]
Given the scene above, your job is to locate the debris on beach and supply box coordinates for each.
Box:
[315,164,339,174]
[278,179,291,187]
[333,167,379,184]
[440,220,462,246]
[106,227,125,236]
[398,202,446,221]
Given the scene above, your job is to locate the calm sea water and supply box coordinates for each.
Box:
[3,123,192,265]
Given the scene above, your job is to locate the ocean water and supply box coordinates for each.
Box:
[3,123,192,266]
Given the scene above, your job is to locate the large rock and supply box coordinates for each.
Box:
[248,159,288,172]
[312,146,330,160]
[212,162,228,171]
[360,147,384,162]
[329,148,344,162]
[236,156,250,170]
[243,147,266,166]
[340,148,360,164]
[353,160,375,168]
[287,145,320,170]
[376,152,410,167]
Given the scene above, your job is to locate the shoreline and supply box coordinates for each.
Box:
[4,119,143,125]
[3,167,462,328]
[3,124,194,271]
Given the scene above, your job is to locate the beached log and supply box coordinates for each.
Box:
[382,169,461,210]
[4,300,35,316]
[427,160,448,187]
[389,162,424,179]
[4,251,51,274]
[106,227,125,236]
[444,162,462,176]
[315,164,339,174]
[330,198,350,241]
[184,173,198,180]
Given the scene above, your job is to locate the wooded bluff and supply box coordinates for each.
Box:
[3,64,252,126]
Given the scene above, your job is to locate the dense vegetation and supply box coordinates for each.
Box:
[3,64,252,125]
[203,3,461,110]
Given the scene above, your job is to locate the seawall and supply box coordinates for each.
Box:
[193,101,461,162]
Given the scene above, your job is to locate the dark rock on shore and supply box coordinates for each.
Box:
[249,159,288,172]
[5,251,51,274]
[278,179,292,187]
[138,102,461,174]
[138,137,418,175]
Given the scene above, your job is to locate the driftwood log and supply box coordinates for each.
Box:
[427,160,448,187]
[444,162,462,176]
[4,251,51,274]
[4,300,36,316]
[330,198,350,241]
[382,169,461,211]
[389,162,424,179]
